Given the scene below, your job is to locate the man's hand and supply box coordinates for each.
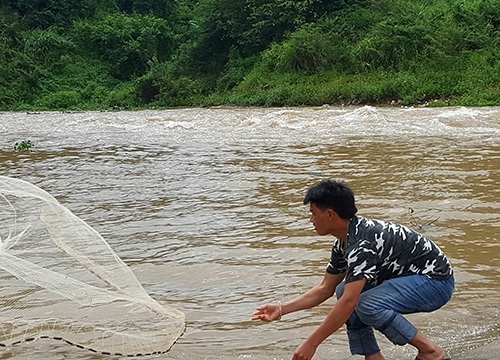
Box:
[292,340,317,360]
[251,303,281,322]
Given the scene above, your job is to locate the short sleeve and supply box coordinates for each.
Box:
[326,240,348,275]
[344,239,378,284]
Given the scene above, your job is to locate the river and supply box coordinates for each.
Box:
[0,106,499,360]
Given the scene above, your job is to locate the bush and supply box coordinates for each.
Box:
[23,28,77,65]
[106,83,139,109]
[34,90,81,110]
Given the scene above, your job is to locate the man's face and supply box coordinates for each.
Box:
[308,203,332,236]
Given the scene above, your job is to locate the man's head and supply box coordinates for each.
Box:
[303,179,357,220]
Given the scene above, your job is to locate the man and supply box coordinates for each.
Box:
[252,179,454,360]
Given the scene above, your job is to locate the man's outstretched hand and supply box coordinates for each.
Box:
[251,303,281,322]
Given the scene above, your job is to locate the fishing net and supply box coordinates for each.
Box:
[0,176,185,356]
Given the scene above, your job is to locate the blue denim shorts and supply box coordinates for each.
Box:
[336,274,455,355]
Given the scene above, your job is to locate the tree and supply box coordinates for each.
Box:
[116,0,177,19]
[182,0,348,76]
[73,13,173,79]
[2,0,103,28]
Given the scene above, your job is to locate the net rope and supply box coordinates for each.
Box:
[0,176,185,356]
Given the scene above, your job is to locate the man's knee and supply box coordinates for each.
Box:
[354,293,389,328]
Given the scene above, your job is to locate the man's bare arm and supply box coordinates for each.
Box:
[252,272,345,322]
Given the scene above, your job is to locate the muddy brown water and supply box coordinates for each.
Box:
[0,106,499,359]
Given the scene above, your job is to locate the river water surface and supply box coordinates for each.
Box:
[0,106,499,360]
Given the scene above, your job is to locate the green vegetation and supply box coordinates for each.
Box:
[14,140,34,152]
[1,0,499,110]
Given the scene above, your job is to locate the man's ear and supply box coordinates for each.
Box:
[326,208,338,220]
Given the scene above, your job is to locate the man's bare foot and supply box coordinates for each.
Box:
[410,331,446,360]
[365,351,385,360]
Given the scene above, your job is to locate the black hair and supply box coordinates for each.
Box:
[303,179,357,220]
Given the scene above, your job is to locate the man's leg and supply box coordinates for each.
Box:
[410,331,446,360]
[354,275,454,358]
[336,281,382,358]
[365,353,385,360]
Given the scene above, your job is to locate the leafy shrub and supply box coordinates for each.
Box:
[261,25,332,73]
[35,90,81,110]
[217,49,259,91]
[23,29,76,64]
[14,140,34,152]
[106,83,139,109]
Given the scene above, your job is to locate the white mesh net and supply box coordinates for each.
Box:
[0,176,185,356]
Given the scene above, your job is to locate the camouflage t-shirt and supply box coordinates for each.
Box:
[326,215,453,285]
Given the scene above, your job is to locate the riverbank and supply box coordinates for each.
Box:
[7,62,499,112]
[1,1,498,112]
